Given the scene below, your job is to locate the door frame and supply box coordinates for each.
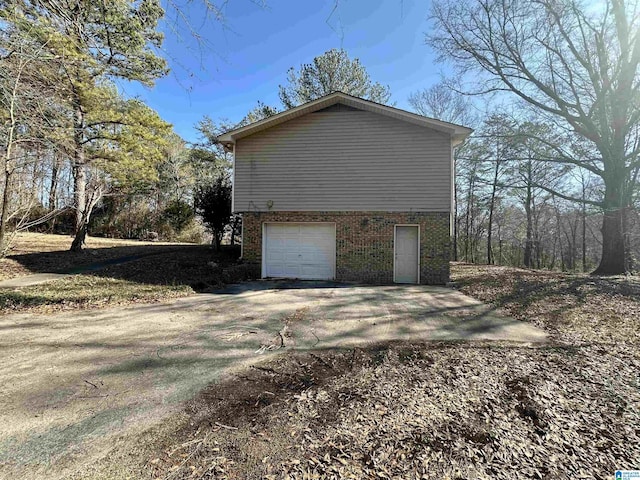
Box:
[393,224,420,284]
[261,222,337,280]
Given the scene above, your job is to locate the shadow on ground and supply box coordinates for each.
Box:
[4,244,250,291]
[210,280,355,294]
[0,280,547,478]
[452,263,640,343]
[6,243,187,274]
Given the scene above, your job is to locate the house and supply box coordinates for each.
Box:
[218,92,472,285]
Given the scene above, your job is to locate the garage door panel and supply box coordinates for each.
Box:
[269,235,284,249]
[281,264,300,277]
[264,223,335,280]
[266,251,285,263]
[301,248,331,264]
[283,225,300,235]
[284,251,301,263]
[284,234,299,244]
[268,225,285,236]
[300,264,332,278]
[268,265,286,277]
[299,244,319,257]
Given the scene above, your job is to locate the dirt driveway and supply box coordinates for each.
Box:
[0,281,545,479]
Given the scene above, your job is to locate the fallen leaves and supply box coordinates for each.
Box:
[149,341,639,479]
[145,264,639,479]
[451,263,640,345]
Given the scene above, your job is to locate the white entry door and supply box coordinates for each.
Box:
[264,223,336,280]
[394,225,419,284]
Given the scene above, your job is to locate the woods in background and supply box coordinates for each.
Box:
[411,78,640,273]
[1,0,639,274]
[428,0,640,274]
[0,0,233,252]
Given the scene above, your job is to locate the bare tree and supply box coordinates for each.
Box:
[483,115,515,264]
[430,0,640,274]
[503,121,569,267]
[408,82,473,123]
[0,17,69,254]
[408,80,477,261]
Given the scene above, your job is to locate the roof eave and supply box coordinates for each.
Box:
[217,92,347,143]
[452,129,473,147]
[217,92,474,145]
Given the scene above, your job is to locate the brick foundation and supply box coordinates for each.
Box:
[241,211,451,285]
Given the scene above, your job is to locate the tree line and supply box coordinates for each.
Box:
[428,0,640,275]
[2,0,638,276]
[412,87,636,273]
[0,0,264,253]
[0,0,216,253]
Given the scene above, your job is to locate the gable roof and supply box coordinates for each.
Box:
[217,92,473,148]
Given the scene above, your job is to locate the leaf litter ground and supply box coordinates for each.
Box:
[138,264,639,480]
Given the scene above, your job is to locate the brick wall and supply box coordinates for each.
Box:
[241,211,451,285]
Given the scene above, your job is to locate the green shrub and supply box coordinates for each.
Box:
[162,200,195,233]
[175,220,206,244]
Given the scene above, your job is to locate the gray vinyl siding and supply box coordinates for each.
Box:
[233,108,452,213]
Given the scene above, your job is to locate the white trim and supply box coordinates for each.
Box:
[239,215,244,259]
[231,141,237,213]
[393,224,420,284]
[261,221,337,280]
[261,221,265,278]
[218,92,472,146]
[451,143,456,236]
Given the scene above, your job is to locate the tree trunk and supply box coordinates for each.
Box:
[523,183,533,268]
[593,207,628,275]
[553,199,565,271]
[70,160,87,251]
[452,156,458,262]
[464,173,474,262]
[582,201,587,272]
[71,223,87,251]
[49,156,59,210]
[487,184,496,265]
[230,216,239,247]
[70,93,87,252]
[212,230,222,251]
[549,237,557,270]
[579,177,586,272]
[592,165,630,275]
[47,156,60,233]
[564,217,578,272]
[487,143,500,265]
[1,67,19,255]
[0,169,11,255]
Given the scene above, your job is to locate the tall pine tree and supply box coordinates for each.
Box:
[11,0,168,250]
[279,49,392,108]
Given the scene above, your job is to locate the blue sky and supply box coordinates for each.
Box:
[125,0,445,142]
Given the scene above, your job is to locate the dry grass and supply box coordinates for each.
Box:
[0,233,259,315]
[128,264,640,480]
[90,246,257,291]
[0,275,192,314]
[6,232,177,256]
[0,232,183,282]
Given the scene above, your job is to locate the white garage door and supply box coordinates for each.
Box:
[264,223,336,280]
